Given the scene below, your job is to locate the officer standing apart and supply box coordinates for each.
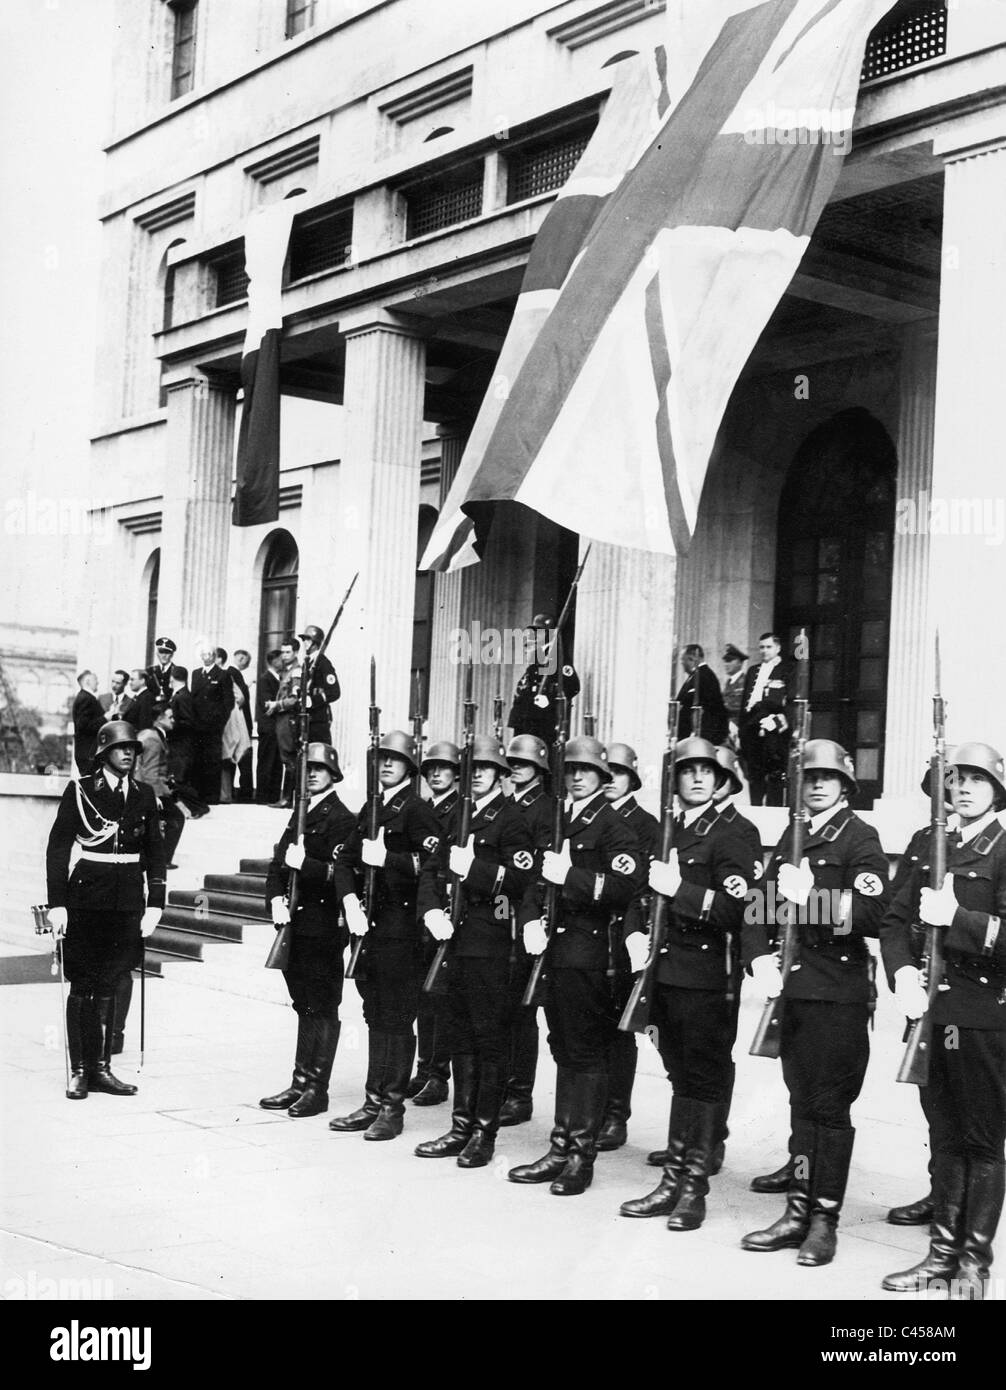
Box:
[742,740,888,1267]
[415,736,534,1167]
[620,738,754,1230]
[508,614,580,744]
[407,739,461,1106]
[299,624,341,741]
[739,633,793,806]
[500,734,553,1126]
[45,721,165,1099]
[509,737,643,1196]
[329,732,443,1142]
[597,742,660,1152]
[880,743,1006,1300]
[260,744,356,1119]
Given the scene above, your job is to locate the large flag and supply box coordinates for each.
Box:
[421,0,893,570]
[232,197,305,527]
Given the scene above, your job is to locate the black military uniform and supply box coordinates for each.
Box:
[260,744,356,1118]
[299,626,341,743]
[508,612,579,744]
[739,650,794,806]
[598,742,661,1152]
[329,732,443,1141]
[880,742,1006,1299]
[415,738,534,1166]
[621,738,756,1231]
[509,737,643,1196]
[742,740,888,1266]
[410,742,460,1106]
[501,763,553,1124]
[46,721,166,1100]
[191,661,234,804]
[146,637,179,713]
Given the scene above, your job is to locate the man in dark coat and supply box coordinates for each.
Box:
[675,645,729,745]
[508,613,580,744]
[191,646,234,805]
[146,637,180,714]
[739,632,795,806]
[72,671,106,773]
[120,669,156,733]
[255,649,283,805]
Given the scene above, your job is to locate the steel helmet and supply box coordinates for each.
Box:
[714,745,744,797]
[298,624,324,645]
[506,734,550,772]
[421,740,461,773]
[527,613,555,630]
[607,742,641,792]
[564,736,612,781]
[946,742,1006,807]
[675,737,723,771]
[93,721,141,760]
[471,734,510,774]
[306,742,343,782]
[803,739,858,795]
[378,730,419,774]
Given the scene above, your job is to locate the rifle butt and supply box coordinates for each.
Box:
[345,934,366,980]
[896,1017,931,1087]
[522,955,547,1009]
[749,996,783,1059]
[618,969,652,1034]
[264,923,291,972]
[422,941,450,995]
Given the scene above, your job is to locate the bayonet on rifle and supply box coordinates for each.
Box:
[897,632,947,1086]
[346,655,380,980]
[424,660,476,994]
[749,629,810,1059]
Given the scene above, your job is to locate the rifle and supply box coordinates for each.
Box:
[897,633,947,1086]
[493,686,504,748]
[691,658,703,739]
[267,572,359,972]
[583,675,596,739]
[411,670,426,795]
[749,628,811,1058]
[522,630,571,1008]
[619,657,680,1033]
[345,655,380,981]
[424,660,475,993]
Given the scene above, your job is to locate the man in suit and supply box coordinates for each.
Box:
[255,649,283,805]
[99,670,130,718]
[215,647,252,803]
[721,644,748,747]
[675,645,729,745]
[136,707,186,869]
[120,669,156,733]
[146,637,180,714]
[230,648,255,802]
[739,632,794,806]
[191,646,234,805]
[72,671,106,774]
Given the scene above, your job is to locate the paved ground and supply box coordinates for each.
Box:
[0,938,1000,1306]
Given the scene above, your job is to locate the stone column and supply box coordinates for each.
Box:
[927,132,1006,749]
[573,542,677,815]
[159,374,235,663]
[330,315,426,779]
[426,422,468,739]
[883,323,937,800]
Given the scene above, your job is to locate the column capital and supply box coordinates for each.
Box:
[339,307,428,341]
[162,371,233,399]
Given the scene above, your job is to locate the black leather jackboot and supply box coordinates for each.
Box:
[508,1066,574,1183]
[365,1033,416,1141]
[550,1072,608,1196]
[415,1053,478,1157]
[88,995,138,1096]
[666,1100,728,1230]
[65,995,89,1100]
[458,1057,505,1169]
[797,1125,855,1266]
[742,1120,814,1252]
[260,1011,312,1109]
[329,1030,386,1131]
[621,1096,692,1218]
[289,1017,341,1117]
[882,1152,967,1292]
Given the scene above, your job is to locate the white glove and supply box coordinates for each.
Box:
[140,907,161,938]
[448,835,476,881]
[48,906,68,938]
[343,894,368,937]
[542,842,572,886]
[751,953,783,1000]
[284,842,305,871]
[523,919,548,956]
[920,874,957,928]
[649,849,681,899]
[424,909,454,943]
[894,965,929,1021]
[626,933,650,972]
[778,857,813,908]
[361,828,387,868]
[271,896,291,926]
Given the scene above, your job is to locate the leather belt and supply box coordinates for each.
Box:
[78,851,140,864]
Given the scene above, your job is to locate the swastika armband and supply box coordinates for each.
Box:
[854,871,884,897]
[723,875,748,899]
[984,916,1002,957]
[611,853,636,876]
[513,850,533,871]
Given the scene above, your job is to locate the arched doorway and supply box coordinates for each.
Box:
[258,530,299,674]
[775,409,897,806]
[144,549,160,665]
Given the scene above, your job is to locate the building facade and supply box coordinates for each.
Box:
[82,0,1006,810]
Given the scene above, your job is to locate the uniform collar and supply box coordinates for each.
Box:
[308,788,336,814]
[431,788,457,807]
[808,802,849,837]
[382,780,410,805]
[474,787,504,815]
[959,809,998,846]
[682,799,714,828]
[102,768,129,799]
[568,789,605,820]
[610,792,635,811]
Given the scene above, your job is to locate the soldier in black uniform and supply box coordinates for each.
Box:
[620,738,755,1231]
[260,743,356,1118]
[509,736,643,1196]
[880,742,1006,1300]
[146,636,179,714]
[407,740,460,1107]
[298,624,341,742]
[741,740,889,1266]
[507,614,580,744]
[500,733,552,1125]
[415,736,534,1167]
[329,731,443,1142]
[597,742,660,1152]
[45,721,165,1100]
